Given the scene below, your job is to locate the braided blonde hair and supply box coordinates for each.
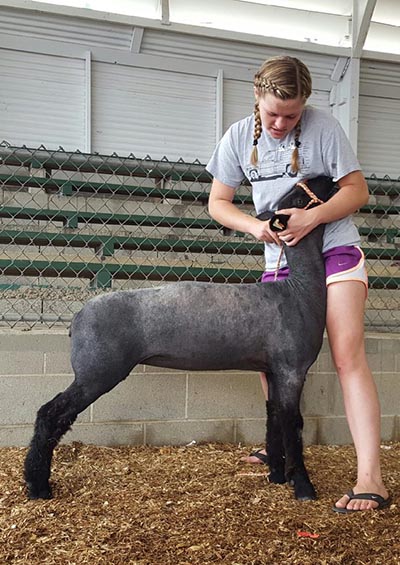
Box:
[251,56,312,169]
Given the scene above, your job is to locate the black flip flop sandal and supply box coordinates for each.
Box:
[248,449,268,465]
[333,489,391,513]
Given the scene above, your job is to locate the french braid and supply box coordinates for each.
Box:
[251,101,262,166]
[251,56,312,169]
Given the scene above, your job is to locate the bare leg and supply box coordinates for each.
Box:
[259,372,269,400]
[240,372,269,464]
[327,281,389,511]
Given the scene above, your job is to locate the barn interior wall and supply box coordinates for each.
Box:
[1,329,399,447]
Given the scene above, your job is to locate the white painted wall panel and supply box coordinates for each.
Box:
[358,96,400,178]
[92,62,216,163]
[360,59,400,90]
[0,6,133,50]
[223,80,254,132]
[0,7,370,168]
[141,28,338,79]
[358,60,400,178]
[0,49,85,150]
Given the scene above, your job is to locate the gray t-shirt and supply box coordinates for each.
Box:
[206,106,361,271]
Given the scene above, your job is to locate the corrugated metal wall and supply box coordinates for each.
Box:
[0,49,86,151]
[358,59,400,178]
[92,62,216,162]
[0,5,134,49]
[223,80,254,132]
[0,5,340,163]
[1,4,399,171]
[141,28,338,78]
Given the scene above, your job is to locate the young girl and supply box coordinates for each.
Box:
[206,55,389,513]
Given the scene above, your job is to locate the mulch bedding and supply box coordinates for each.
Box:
[0,442,399,565]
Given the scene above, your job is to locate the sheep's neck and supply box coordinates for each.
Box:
[283,225,325,289]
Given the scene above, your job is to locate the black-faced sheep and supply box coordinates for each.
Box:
[24,176,335,501]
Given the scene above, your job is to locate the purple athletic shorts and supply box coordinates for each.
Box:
[261,245,368,293]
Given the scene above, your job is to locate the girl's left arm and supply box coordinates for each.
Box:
[313,170,369,224]
[276,170,369,246]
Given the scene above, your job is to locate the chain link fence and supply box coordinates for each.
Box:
[0,142,399,330]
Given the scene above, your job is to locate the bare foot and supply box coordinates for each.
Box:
[240,448,268,465]
[334,482,390,512]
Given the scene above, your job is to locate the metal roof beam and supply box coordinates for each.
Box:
[352,0,377,57]
[160,0,170,26]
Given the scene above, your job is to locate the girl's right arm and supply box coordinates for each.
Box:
[208,178,281,244]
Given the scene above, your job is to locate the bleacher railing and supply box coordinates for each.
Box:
[0,142,399,330]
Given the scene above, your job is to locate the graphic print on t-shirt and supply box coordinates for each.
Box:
[246,140,311,183]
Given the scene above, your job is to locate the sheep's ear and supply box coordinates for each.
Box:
[270,213,290,232]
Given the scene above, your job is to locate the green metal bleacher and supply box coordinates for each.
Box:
[0,150,399,290]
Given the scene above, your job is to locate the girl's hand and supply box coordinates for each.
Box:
[250,219,282,245]
[275,207,319,246]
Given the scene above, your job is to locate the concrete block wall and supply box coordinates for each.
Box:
[0,329,399,447]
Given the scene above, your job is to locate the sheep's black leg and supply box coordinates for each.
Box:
[265,399,286,484]
[281,406,316,501]
[269,372,316,501]
[24,319,137,500]
[24,381,92,499]
[25,368,126,500]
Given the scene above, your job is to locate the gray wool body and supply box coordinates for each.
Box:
[71,231,325,378]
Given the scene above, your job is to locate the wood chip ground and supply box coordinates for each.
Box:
[1,442,399,564]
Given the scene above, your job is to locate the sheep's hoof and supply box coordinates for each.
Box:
[296,491,317,502]
[268,469,286,484]
[293,481,317,501]
[26,482,53,500]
